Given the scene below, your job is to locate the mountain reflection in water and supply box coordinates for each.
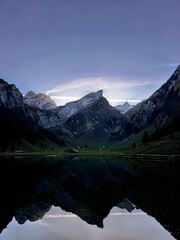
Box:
[0,155,179,240]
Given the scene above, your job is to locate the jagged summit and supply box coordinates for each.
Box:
[24,91,57,110]
[56,90,104,123]
[81,89,103,101]
[78,89,103,106]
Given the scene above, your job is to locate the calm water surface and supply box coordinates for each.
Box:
[0,155,179,240]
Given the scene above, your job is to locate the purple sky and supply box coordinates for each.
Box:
[0,0,180,105]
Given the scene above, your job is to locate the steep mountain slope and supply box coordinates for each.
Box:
[125,65,180,134]
[63,96,131,144]
[26,89,131,145]
[0,79,64,149]
[55,90,104,123]
[24,91,57,110]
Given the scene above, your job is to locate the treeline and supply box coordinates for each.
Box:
[132,120,180,148]
[143,119,180,144]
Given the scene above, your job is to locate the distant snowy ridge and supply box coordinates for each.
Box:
[114,102,133,114]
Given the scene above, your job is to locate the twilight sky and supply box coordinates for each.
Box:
[0,0,180,106]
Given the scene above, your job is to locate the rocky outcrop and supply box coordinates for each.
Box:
[24,91,57,110]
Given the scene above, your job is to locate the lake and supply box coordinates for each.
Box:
[0,155,179,240]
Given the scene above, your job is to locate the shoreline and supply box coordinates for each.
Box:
[118,153,180,161]
[0,152,118,157]
[0,152,180,161]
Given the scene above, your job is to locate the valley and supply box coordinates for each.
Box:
[0,65,180,155]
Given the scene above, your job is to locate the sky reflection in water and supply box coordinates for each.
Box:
[1,206,174,240]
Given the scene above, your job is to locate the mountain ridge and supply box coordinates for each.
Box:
[0,81,130,149]
[125,65,180,133]
[0,65,180,152]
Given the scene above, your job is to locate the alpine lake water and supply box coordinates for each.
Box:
[0,155,179,240]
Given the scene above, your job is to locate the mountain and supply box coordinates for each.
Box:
[32,90,131,145]
[0,79,64,150]
[63,96,131,144]
[1,65,180,151]
[24,91,57,110]
[0,79,130,149]
[125,65,180,134]
[115,102,132,114]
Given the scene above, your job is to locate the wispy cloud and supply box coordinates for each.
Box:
[46,77,149,106]
[47,77,150,94]
[51,96,78,101]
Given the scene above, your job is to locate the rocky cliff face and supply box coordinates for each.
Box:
[125,65,180,133]
[0,79,65,147]
[0,79,24,109]
[24,91,57,110]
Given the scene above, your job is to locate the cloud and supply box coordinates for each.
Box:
[46,77,149,106]
[44,212,146,219]
[51,96,78,101]
[45,214,77,218]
